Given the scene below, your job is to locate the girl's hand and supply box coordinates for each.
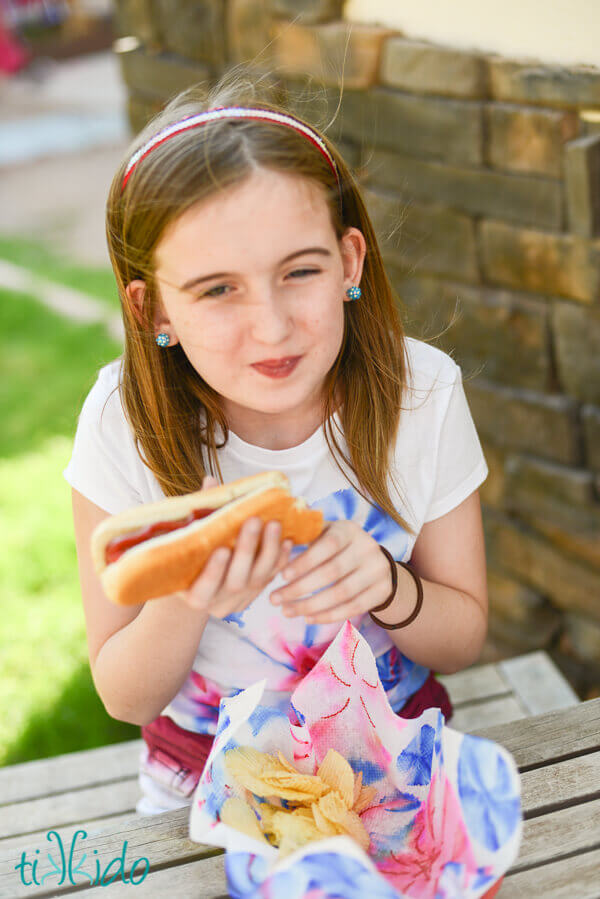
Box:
[269,520,393,625]
[178,475,294,619]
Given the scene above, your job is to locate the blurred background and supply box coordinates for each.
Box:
[1,0,599,768]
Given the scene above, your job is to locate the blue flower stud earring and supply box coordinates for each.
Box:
[156,332,170,347]
[346,285,361,301]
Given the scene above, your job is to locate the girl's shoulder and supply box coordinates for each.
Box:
[402,336,459,400]
[77,357,127,433]
[83,356,123,399]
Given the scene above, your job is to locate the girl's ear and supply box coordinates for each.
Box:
[125,279,179,346]
[125,280,146,327]
[339,227,367,297]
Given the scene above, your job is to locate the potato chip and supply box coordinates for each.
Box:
[315,789,351,828]
[259,771,330,802]
[225,750,294,799]
[317,749,355,809]
[225,747,329,802]
[277,834,302,859]
[255,801,280,835]
[341,808,371,852]
[225,746,298,780]
[352,770,363,807]
[220,797,271,846]
[290,806,315,820]
[276,750,299,773]
[224,747,276,796]
[271,809,322,845]
[223,745,374,858]
[311,800,339,836]
[353,783,377,815]
[315,791,371,851]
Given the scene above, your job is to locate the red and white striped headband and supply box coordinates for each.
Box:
[121,106,341,193]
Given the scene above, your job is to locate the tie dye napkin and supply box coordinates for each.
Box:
[189,621,522,898]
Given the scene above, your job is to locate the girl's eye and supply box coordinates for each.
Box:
[288,268,319,279]
[203,284,230,297]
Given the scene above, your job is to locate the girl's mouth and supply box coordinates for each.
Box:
[251,356,303,378]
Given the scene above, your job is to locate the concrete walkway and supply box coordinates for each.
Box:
[0,51,131,268]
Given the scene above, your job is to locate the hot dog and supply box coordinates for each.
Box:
[91,470,324,606]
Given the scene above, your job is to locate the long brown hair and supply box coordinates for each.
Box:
[106,71,417,536]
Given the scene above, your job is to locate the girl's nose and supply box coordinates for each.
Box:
[249,289,292,340]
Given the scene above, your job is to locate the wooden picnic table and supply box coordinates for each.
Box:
[1,663,598,898]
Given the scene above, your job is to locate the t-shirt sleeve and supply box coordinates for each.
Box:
[424,363,488,523]
[63,369,144,515]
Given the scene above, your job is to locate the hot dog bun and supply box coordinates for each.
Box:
[91,471,324,606]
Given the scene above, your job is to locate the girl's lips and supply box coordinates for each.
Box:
[252,355,301,367]
[251,356,303,378]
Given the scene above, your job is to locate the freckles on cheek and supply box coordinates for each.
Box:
[181,312,239,350]
[209,321,242,351]
[306,315,326,339]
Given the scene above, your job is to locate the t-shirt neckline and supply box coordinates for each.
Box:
[214,406,343,465]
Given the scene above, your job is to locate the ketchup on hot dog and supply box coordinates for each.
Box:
[105,507,214,565]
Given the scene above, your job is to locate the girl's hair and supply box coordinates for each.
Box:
[106,70,417,536]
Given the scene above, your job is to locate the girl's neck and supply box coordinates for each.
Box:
[222,385,343,451]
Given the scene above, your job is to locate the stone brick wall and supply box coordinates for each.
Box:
[113,0,600,699]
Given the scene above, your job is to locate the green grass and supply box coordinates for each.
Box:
[0,274,139,766]
[0,235,120,313]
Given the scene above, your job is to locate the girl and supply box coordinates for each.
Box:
[64,74,489,816]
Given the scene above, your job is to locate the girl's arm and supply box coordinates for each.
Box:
[372,490,488,675]
[72,484,294,726]
[72,488,212,726]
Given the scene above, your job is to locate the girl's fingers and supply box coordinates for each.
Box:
[304,584,384,624]
[278,539,294,568]
[273,544,353,606]
[186,511,293,610]
[279,564,370,619]
[252,521,294,584]
[186,544,231,607]
[252,521,285,578]
[222,516,265,592]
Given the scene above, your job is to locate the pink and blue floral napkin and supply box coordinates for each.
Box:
[189,621,522,898]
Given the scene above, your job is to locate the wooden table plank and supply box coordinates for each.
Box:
[0,741,143,805]
[473,697,600,768]
[0,781,141,840]
[7,854,229,899]
[0,807,220,898]
[437,663,511,705]
[520,750,600,816]
[499,846,600,898]
[498,651,580,715]
[90,855,228,898]
[513,797,600,871]
[449,695,526,732]
[0,813,136,855]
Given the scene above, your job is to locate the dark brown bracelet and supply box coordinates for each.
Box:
[370,546,398,614]
[369,546,424,630]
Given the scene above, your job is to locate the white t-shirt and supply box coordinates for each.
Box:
[63,337,488,732]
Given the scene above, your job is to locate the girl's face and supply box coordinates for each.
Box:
[130,167,366,449]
